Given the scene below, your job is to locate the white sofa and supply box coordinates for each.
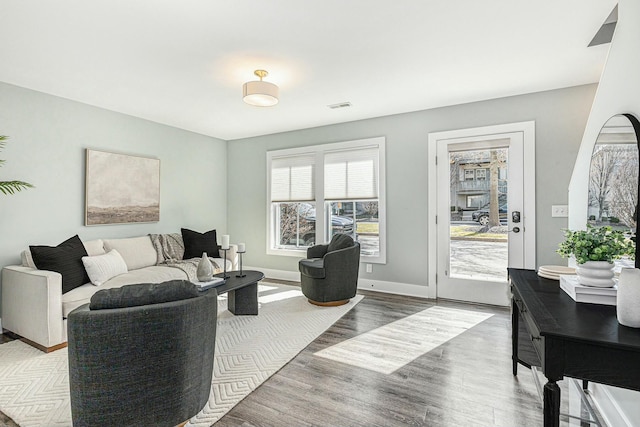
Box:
[1,235,237,352]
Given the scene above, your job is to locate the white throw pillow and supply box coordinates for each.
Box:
[82,249,128,286]
[103,236,157,270]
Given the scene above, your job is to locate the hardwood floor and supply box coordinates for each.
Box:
[1,283,591,426]
[214,286,547,427]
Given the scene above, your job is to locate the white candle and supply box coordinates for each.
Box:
[222,235,230,250]
[238,243,246,253]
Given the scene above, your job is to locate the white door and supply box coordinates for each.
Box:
[428,122,536,306]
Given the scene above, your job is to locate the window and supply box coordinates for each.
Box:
[269,154,315,249]
[267,137,386,263]
[466,195,486,208]
[464,169,475,181]
[475,168,487,181]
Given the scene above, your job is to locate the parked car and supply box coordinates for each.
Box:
[281,203,354,246]
[472,204,508,225]
[301,213,354,245]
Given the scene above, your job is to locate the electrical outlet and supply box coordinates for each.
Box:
[552,205,569,217]
[366,264,372,273]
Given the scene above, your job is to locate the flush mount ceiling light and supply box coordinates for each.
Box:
[243,69,279,107]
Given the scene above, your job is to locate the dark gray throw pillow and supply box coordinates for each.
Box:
[89,280,201,310]
[30,235,90,294]
[327,233,354,253]
[181,228,220,259]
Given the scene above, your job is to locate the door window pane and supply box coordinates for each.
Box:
[450,148,508,281]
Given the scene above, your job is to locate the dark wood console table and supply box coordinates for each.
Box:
[509,268,640,427]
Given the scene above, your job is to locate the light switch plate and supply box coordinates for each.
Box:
[366,264,372,273]
[552,205,569,217]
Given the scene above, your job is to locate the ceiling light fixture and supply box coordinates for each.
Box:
[243,69,279,107]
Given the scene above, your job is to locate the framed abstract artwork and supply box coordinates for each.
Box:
[85,149,160,226]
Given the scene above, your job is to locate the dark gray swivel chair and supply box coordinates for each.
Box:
[298,234,360,306]
[67,280,217,427]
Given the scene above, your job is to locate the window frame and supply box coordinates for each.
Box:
[266,136,386,264]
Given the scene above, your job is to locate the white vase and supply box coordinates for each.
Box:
[576,260,615,287]
[197,252,213,282]
[617,268,640,328]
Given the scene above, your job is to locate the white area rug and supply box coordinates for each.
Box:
[0,283,363,427]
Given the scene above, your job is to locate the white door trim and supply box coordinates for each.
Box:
[427,121,536,300]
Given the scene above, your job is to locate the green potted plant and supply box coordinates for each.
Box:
[0,135,33,195]
[557,225,635,287]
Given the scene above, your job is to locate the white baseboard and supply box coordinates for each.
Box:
[247,266,300,283]
[590,384,636,427]
[246,265,432,299]
[357,277,431,299]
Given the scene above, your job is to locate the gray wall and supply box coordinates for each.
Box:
[0,81,598,313]
[0,82,227,320]
[227,84,597,289]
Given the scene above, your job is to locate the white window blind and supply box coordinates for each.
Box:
[270,154,315,202]
[324,146,379,200]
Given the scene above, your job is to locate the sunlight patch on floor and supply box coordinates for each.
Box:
[259,289,304,304]
[314,305,493,374]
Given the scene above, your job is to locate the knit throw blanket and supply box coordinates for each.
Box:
[149,233,223,281]
[165,258,223,281]
[149,233,185,263]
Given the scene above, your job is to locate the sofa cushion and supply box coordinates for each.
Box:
[83,239,106,257]
[327,234,355,253]
[299,258,326,279]
[20,249,35,268]
[82,249,128,286]
[62,265,189,317]
[89,280,200,310]
[103,236,157,271]
[181,228,220,259]
[30,235,90,294]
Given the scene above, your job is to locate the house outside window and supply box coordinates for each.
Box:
[450,150,508,215]
[475,168,487,181]
[267,137,386,263]
[466,195,486,208]
[464,169,475,181]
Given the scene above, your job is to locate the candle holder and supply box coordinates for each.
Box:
[236,249,246,278]
[221,248,230,279]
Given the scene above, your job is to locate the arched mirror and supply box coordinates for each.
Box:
[587,114,640,266]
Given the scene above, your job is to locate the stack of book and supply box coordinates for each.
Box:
[559,275,617,306]
[192,277,225,291]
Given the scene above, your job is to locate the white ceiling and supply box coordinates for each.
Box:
[0,1,616,141]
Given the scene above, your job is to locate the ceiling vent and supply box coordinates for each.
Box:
[328,102,352,110]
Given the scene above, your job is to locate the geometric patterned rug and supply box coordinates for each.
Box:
[0,283,363,427]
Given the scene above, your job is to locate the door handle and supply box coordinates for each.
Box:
[509,227,521,233]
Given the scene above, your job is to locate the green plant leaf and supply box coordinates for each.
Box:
[557,225,635,263]
[0,181,34,195]
[0,135,34,194]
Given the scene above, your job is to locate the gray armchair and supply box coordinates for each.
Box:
[67,280,217,427]
[298,234,360,306]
